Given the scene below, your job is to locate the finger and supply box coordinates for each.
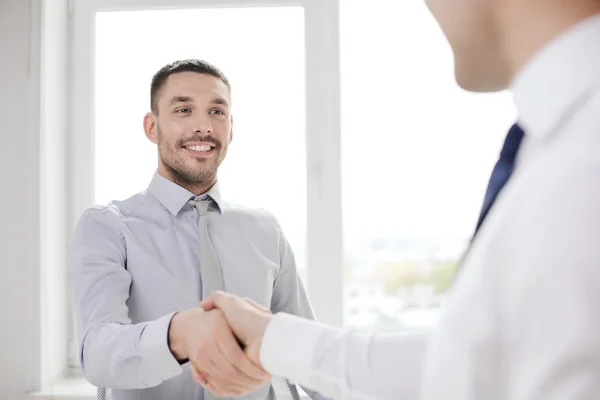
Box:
[219,340,270,384]
[218,324,268,380]
[192,358,248,397]
[205,380,240,398]
[200,296,216,311]
[203,291,243,315]
[205,358,251,395]
[243,297,271,313]
[190,363,208,386]
[190,359,223,390]
[214,323,269,386]
[212,342,266,393]
[194,331,260,394]
[203,376,235,398]
[200,290,229,311]
[189,344,245,393]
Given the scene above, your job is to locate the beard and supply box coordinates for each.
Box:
[157,125,228,188]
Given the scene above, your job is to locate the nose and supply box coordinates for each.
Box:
[193,113,213,135]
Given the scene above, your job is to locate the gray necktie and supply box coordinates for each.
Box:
[96,388,109,400]
[190,198,225,300]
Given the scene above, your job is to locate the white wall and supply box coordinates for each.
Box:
[0,0,69,398]
[0,0,43,397]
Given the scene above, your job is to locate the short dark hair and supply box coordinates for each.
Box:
[150,59,231,114]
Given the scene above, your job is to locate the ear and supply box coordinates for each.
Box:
[228,115,234,144]
[143,112,159,144]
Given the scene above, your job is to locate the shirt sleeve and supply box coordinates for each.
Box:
[260,313,428,400]
[68,207,182,389]
[269,223,329,400]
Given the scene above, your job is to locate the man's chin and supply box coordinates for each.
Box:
[162,166,214,187]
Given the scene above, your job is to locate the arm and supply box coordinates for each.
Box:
[261,313,428,400]
[68,207,182,389]
[265,223,427,400]
[69,207,267,393]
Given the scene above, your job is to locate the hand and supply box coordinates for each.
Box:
[200,291,273,367]
[168,307,270,396]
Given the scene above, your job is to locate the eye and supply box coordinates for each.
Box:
[210,109,226,116]
[175,107,191,114]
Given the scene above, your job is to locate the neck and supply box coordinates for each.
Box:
[498,0,600,83]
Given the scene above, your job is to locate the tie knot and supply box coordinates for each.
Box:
[188,199,210,215]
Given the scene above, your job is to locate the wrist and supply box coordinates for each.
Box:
[168,311,189,361]
[248,313,273,367]
[256,313,273,338]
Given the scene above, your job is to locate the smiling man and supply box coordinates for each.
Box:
[68,59,325,400]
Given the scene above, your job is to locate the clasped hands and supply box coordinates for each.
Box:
[168,291,274,397]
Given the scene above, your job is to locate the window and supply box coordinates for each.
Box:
[94,7,307,277]
[339,0,517,330]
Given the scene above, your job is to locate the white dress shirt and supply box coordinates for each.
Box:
[259,14,600,400]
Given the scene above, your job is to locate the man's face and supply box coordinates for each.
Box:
[425,0,509,92]
[145,71,233,188]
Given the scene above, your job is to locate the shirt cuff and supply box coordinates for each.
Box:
[259,312,323,386]
[139,312,183,384]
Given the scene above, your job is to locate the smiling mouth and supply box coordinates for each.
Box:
[183,143,216,158]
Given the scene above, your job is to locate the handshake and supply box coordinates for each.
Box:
[168,291,274,397]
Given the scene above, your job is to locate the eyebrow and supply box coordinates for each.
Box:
[211,96,229,107]
[168,95,193,105]
[168,95,229,108]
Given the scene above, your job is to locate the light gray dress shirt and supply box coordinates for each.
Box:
[69,171,324,400]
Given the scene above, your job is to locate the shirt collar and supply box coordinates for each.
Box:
[148,171,225,216]
[512,13,600,139]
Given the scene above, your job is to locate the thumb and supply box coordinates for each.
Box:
[199,298,215,311]
[200,290,226,311]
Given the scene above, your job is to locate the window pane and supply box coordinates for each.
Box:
[94,8,307,278]
[340,0,517,330]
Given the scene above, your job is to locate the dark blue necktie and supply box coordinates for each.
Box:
[475,123,525,233]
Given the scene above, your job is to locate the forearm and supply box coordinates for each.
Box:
[260,313,428,400]
[81,312,183,389]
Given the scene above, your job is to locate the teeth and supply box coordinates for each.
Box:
[187,145,212,152]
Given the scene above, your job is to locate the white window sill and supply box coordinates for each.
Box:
[27,377,96,400]
[27,377,311,400]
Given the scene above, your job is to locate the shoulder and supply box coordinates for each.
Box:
[73,190,153,241]
[78,190,153,225]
